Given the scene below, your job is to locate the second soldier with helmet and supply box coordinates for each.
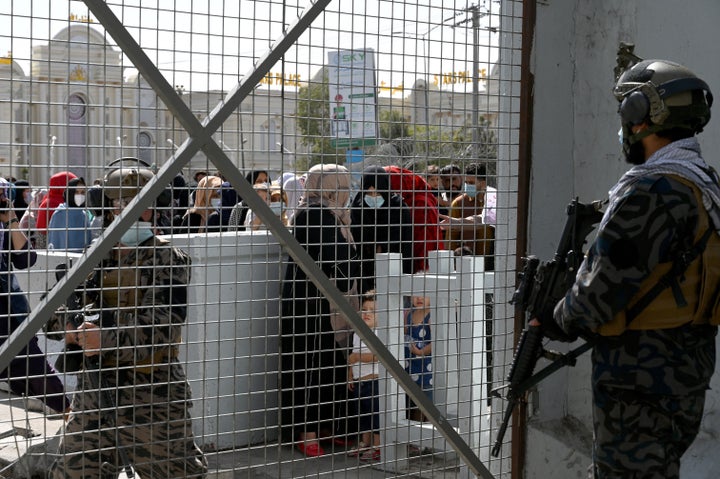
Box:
[44,159,208,479]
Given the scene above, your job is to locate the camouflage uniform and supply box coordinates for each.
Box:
[46,236,207,479]
[555,138,718,479]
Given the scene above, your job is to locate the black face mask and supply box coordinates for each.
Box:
[620,123,647,165]
[624,140,647,165]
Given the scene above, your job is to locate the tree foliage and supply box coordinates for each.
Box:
[294,75,497,174]
[294,71,344,170]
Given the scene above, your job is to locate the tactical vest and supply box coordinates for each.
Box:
[599,176,720,336]
[99,237,183,372]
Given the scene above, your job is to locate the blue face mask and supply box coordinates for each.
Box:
[364,194,385,208]
[463,183,477,197]
[120,221,154,246]
[269,202,283,216]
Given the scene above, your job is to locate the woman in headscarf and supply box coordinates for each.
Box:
[280,164,358,457]
[180,175,224,233]
[350,165,413,294]
[282,173,306,223]
[47,177,93,252]
[11,180,31,220]
[229,170,270,230]
[35,171,77,248]
[385,166,445,272]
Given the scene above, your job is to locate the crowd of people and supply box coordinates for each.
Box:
[0,158,496,473]
[277,161,497,461]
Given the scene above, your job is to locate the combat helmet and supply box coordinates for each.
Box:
[103,157,155,202]
[614,59,713,133]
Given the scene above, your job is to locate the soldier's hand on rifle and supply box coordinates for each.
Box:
[76,322,101,356]
[532,311,578,342]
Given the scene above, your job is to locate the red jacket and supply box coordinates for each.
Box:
[384,166,444,272]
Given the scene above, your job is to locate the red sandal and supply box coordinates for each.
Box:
[297,441,325,457]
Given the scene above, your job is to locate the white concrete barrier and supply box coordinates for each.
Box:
[168,231,284,450]
[21,233,285,451]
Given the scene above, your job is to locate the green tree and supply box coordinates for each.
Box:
[294,71,344,169]
[378,109,410,140]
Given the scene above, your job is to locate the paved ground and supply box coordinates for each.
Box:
[0,388,460,479]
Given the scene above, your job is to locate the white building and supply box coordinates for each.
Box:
[0,24,495,187]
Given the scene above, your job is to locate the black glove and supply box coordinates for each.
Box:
[537,309,577,343]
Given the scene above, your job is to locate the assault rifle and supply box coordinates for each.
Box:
[490,198,604,458]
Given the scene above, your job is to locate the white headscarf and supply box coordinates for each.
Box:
[282,174,305,222]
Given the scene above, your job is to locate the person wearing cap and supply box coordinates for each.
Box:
[44,162,207,478]
[0,178,70,417]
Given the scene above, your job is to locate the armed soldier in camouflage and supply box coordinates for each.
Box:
[538,54,718,478]
[45,160,207,478]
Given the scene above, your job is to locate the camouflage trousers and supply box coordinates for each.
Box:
[591,385,705,479]
[49,377,207,479]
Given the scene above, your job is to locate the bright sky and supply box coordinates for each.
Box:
[0,0,500,96]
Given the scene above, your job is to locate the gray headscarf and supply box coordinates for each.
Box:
[297,164,354,244]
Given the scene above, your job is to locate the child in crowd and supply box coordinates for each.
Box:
[404,295,433,422]
[346,293,381,461]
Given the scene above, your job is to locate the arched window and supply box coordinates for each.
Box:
[137,131,153,164]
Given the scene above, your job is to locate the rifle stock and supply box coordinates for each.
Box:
[491,198,603,458]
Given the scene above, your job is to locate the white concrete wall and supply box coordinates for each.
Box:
[527,1,720,477]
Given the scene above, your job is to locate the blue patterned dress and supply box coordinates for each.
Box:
[404,308,433,401]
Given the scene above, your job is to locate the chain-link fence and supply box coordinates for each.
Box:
[0,1,523,477]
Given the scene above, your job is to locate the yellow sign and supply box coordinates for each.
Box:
[379,69,489,95]
[259,72,303,87]
[378,82,406,95]
[433,68,488,86]
[69,13,95,24]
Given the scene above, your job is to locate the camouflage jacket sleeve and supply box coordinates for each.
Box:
[100,240,191,365]
[554,174,699,336]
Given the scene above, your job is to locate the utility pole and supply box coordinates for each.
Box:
[454,3,495,159]
[471,5,480,152]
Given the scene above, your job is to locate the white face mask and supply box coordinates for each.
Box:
[269,202,283,216]
[364,194,385,208]
[120,221,154,246]
[23,192,33,204]
[210,198,222,209]
[74,194,86,207]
